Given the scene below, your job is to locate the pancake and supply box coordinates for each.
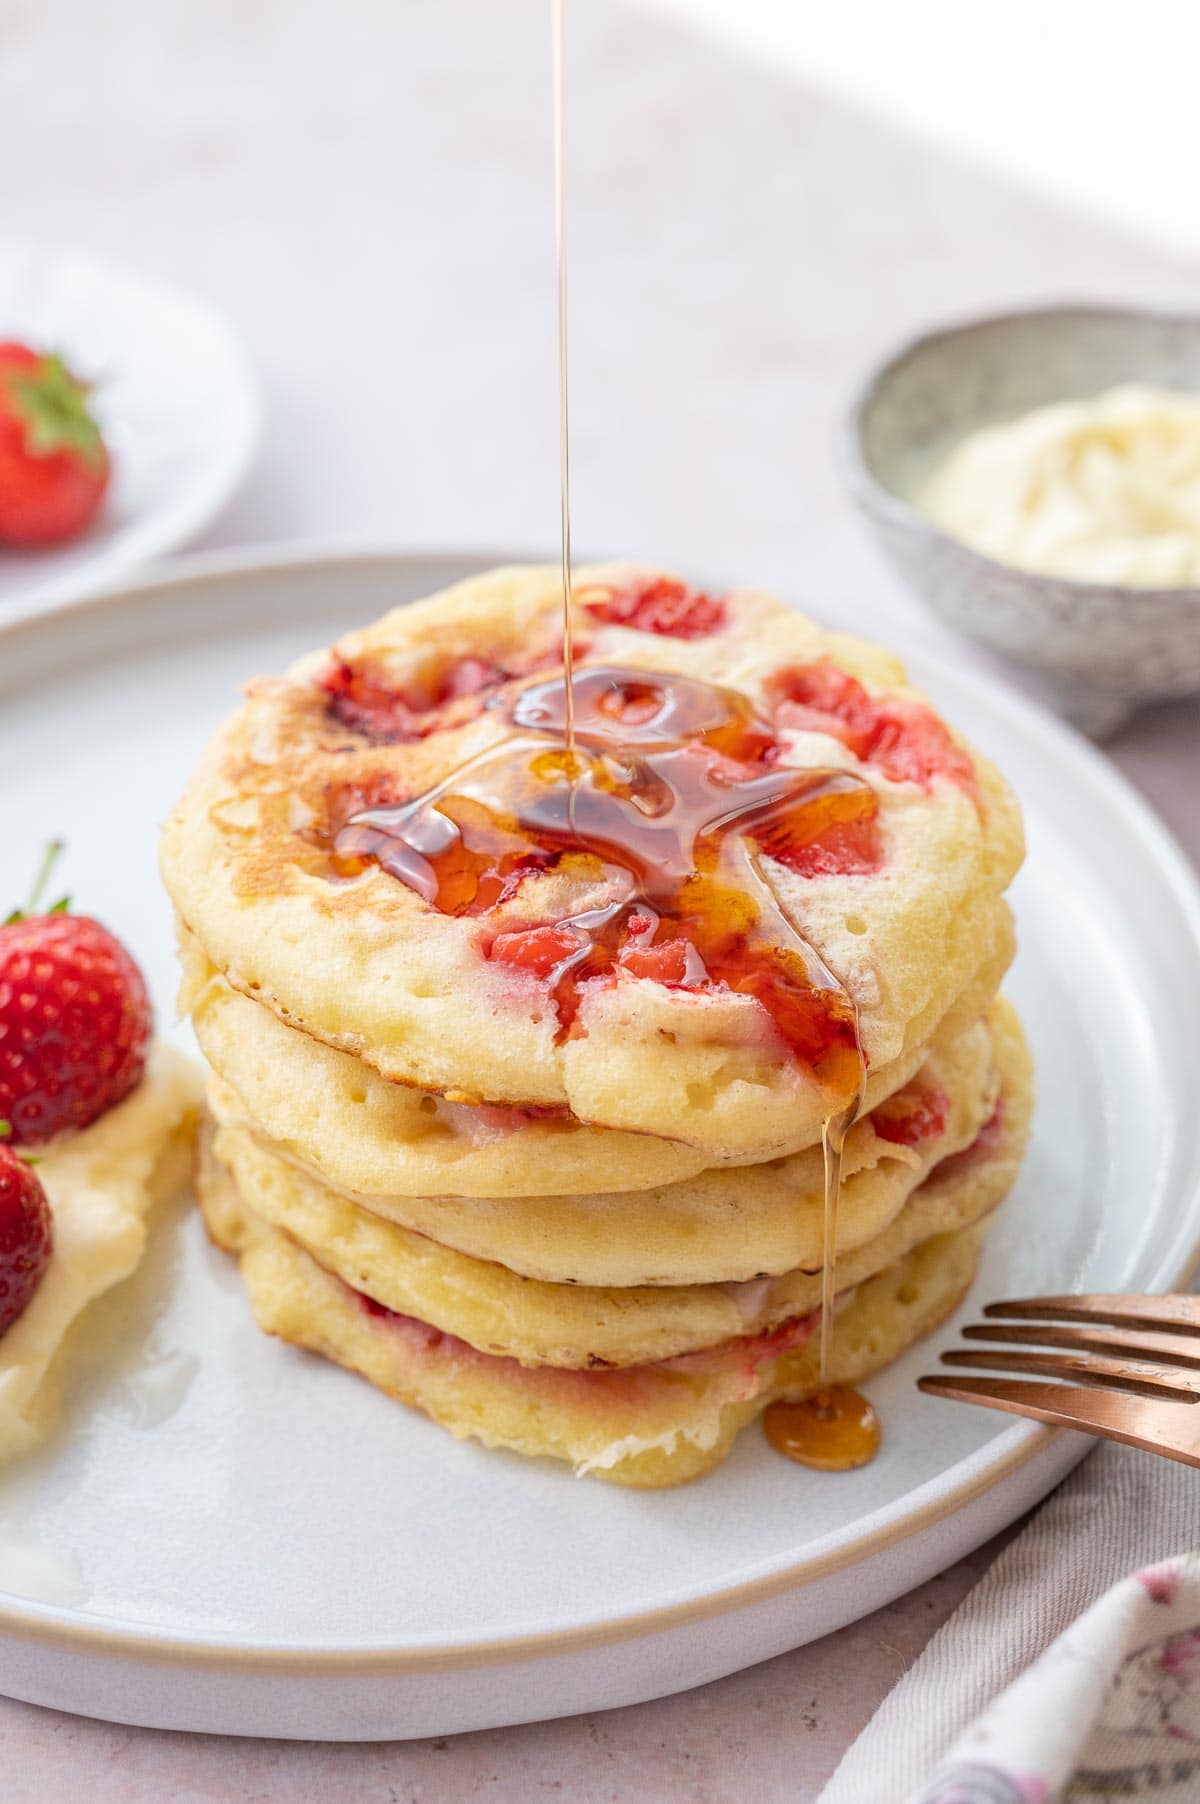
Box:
[161,563,1023,1160]
[183,909,1013,1195]
[196,1153,1013,1489]
[205,1003,1010,1313]
[205,1000,1029,1368]
[210,1002,1013,1291]
[0,1044,201,1463]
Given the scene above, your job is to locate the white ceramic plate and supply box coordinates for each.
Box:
[0,548,1198,1742]
[0,242,259,620]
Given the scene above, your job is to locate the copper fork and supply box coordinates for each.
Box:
[918,1294,1200,1466]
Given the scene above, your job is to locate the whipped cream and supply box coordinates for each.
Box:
[0,1043,200,1462]
[918,383,1200,586]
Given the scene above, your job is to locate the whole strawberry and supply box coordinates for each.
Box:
[0,846,152,1146]
[0,342,111,549]
[0,1139,53,1335]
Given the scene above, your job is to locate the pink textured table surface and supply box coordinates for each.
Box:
[2,2,1198,1798]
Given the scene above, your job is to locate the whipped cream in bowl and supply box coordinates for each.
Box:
[844,304,1200,735]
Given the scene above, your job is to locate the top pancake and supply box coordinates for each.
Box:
[182,910,1013,1196]
[161,564,1023,1157]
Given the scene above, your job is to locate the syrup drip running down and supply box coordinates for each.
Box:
[819,1093,862,1383]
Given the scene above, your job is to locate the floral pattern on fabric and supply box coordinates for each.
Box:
[911,1554,1200,1804]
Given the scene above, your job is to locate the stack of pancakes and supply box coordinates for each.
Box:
[162,566,1032,1487]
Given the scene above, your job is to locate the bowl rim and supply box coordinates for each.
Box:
[841,298,1200,609]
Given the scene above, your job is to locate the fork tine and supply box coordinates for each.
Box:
[983,1294,1200,1337]
[939,1346,1200,1400]
[917,1375,1200,1466]
[962,1321,1200,1369]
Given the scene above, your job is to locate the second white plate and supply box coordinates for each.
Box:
[0,241,260,621]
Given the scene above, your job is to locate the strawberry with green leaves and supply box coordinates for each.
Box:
[0,342,111,548]
[0,844,152,1146]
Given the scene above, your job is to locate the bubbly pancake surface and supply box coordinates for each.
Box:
[161,564,1023,1157]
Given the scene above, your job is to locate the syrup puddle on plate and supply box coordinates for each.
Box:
[763,1384,882,1473]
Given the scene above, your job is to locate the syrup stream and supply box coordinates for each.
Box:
[552,0,576,765]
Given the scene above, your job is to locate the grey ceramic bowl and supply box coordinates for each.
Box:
[844,304,1200,732]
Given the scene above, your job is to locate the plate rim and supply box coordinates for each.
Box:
[0,238,262,620]
[2,540,1199,1675]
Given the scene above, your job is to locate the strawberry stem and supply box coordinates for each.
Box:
[8,355,106,472]
[3,840,68,924]
[27,839,64,911]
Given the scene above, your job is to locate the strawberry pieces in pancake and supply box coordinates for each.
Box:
[582,576,727,640]
[321,654,509,744]
[772,662,974,791]
[873,1083,951,1148]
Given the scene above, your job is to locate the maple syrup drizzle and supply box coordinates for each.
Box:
[551,0,576,764]
[326,2,882,1473]
[548,0,876,1461]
